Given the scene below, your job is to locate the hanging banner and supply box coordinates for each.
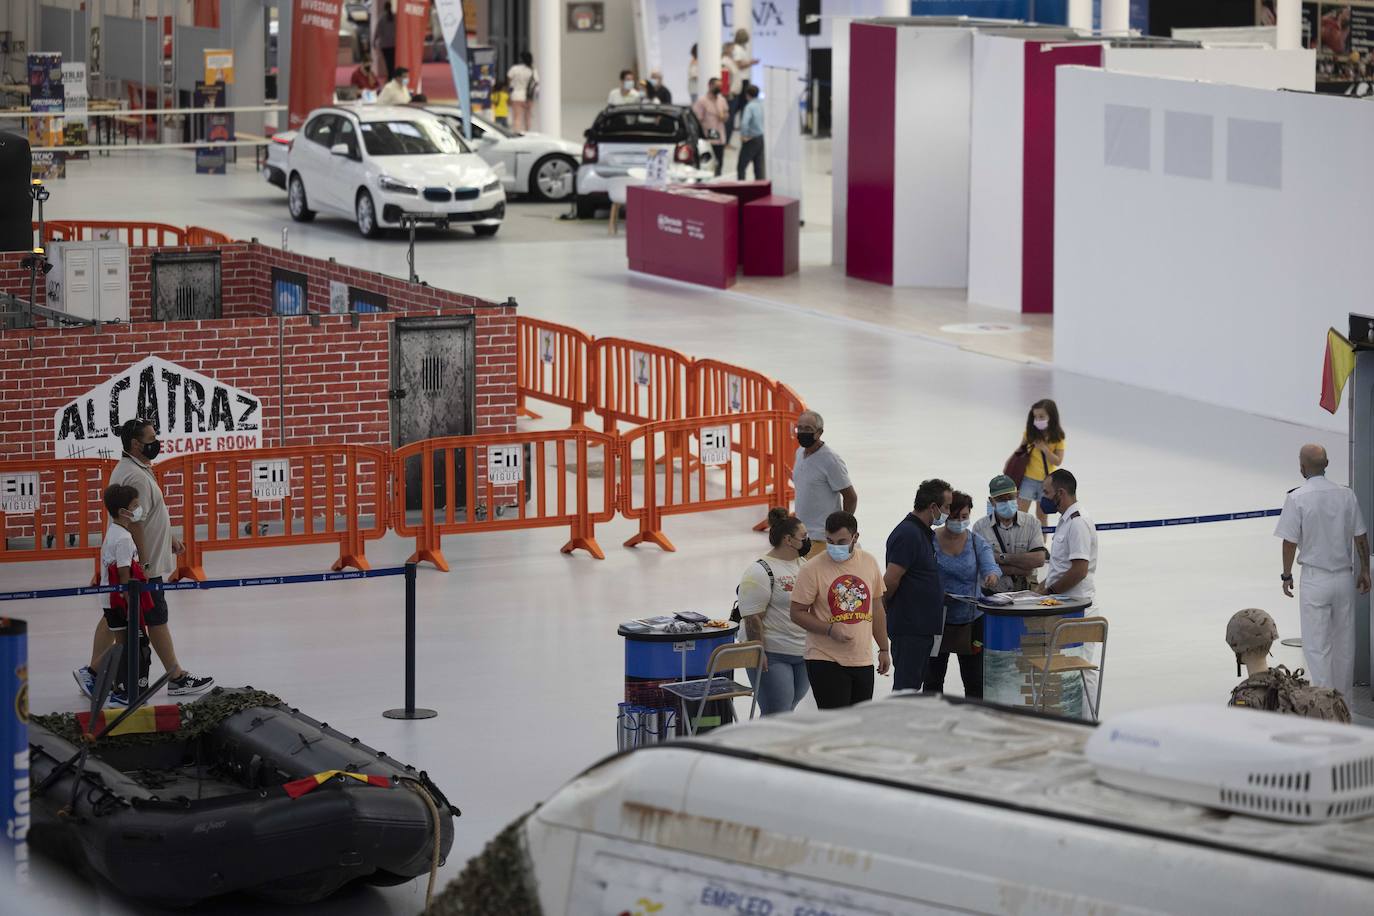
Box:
[288,0,345,129]
[395,0,431,92]
[763,66,803,216]
[61,62,88,161]
[433,0,474,138]
[28,52,65,178]
[53,357,263,461]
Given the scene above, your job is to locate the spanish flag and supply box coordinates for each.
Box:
[1321,328,1357,414]
[282,770,392,800]
[77,704,182,738]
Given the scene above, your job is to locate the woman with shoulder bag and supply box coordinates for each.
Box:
[1014,399,1066,524]
[736,508,812,715]
[926,491,1001,699]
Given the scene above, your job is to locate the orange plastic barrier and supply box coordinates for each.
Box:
[392,429,617,570]
[590,337,693,434]
[515,316,595,430]
[156,445,389,581]
[32,220,232,248]
[619,411,793,552]
[691,358,783,417]
[0,459,113,574]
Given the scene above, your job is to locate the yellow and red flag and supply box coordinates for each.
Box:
[77,704,182,738]
[1321,328,1357,414]
[282,770,392,799]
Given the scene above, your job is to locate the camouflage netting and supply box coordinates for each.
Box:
[422,809,544,916]
[32,688,284,747]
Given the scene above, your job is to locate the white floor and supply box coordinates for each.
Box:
[9,149,1357,914]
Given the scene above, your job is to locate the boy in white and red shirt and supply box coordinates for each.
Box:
[76,484,153,705]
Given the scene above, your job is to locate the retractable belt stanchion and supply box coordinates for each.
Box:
[384,563,437,720]
[125,581,143,699]
[0,617,28,884]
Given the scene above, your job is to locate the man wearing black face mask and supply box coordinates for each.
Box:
[791,411,857,559]
[78,419,213,702]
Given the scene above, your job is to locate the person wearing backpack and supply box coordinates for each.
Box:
[1226,607,1351,722]
[737,508,812,715]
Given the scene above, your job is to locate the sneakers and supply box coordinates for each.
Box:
[106,687,129,707]
[168,672,214,696]
[73,666,96,699]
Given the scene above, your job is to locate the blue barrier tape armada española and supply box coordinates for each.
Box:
[0,566,408,602]
[0,510,1285,601]
[1042,507,1281,534]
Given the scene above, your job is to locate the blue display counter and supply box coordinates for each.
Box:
[980,596,1091,718]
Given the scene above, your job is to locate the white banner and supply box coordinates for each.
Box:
[701,425,731,466]
[252,459,290,501]
[0,472,40,514]
[61,62,87,127]
[764,65,804,216]
[487,444,523,484]
[53,357,263,461]
[539,329,556,364]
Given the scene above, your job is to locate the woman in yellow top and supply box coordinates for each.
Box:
[1017,398,1066,523]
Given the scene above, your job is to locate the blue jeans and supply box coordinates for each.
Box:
[746,652,810,716]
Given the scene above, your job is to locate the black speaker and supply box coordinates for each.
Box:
[800,0,820,36]
[0,131,33,252]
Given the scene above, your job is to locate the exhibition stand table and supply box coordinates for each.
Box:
[742,195,800,276]
[626,185,739,289]
[697,179,772,210]
[978,593,1093,719]
[617,616,739,743]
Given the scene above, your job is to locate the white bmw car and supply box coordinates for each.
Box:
[424,106,581,201]
[285,105,505,238]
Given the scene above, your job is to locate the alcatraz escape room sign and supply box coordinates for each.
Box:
[53,357,262,461]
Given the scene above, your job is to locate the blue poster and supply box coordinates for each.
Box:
[272,267,307,315]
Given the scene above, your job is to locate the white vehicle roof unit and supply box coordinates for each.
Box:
[1086,703,1374,823]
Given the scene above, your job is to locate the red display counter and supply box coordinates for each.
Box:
[693,180,771,209]
[742,195,800,277]
[626,185,739,289]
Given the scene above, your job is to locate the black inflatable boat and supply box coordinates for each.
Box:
[29,688,458,907]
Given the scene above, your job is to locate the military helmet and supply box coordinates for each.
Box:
[1226,608,1279,655]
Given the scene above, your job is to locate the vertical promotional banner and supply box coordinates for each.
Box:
[470,45,496,112]
[395,0,431,92]
[61,62,88,161]
[194,81,234,175]
[434,0,473,137]
[288,0,345,129]
[0,618,27,886]
[27,52,65,180]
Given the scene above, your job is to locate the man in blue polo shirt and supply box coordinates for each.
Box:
[883,478,952,691]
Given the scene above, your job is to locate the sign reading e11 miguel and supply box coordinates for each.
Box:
[52,357,262,461]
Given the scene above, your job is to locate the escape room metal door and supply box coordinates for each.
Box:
[391,317,475,511]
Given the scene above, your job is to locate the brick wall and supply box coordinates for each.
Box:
[0,242,517,463]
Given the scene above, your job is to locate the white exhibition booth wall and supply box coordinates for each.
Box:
[1054,67,1361,433]
[967,41,1314,313]
[833,20,1070,288]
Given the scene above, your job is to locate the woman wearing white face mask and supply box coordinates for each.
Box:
[1015,398,1066,525]
[926,491,1001,699]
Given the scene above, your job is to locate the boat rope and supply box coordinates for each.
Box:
[404,777,442,912]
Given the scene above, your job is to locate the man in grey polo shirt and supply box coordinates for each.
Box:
[792,410,857,557]
[973,474,1046,592]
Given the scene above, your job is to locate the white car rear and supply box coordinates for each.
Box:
[285,105,505,238]
[575,104,715,219]
[424,106,581,201]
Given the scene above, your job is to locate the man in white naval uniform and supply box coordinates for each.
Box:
[1275,444,1371,704]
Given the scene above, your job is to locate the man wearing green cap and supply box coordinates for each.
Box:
[973,474,1047,593]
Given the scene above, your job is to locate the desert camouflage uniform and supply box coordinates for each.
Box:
[1229,664,1352,723]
